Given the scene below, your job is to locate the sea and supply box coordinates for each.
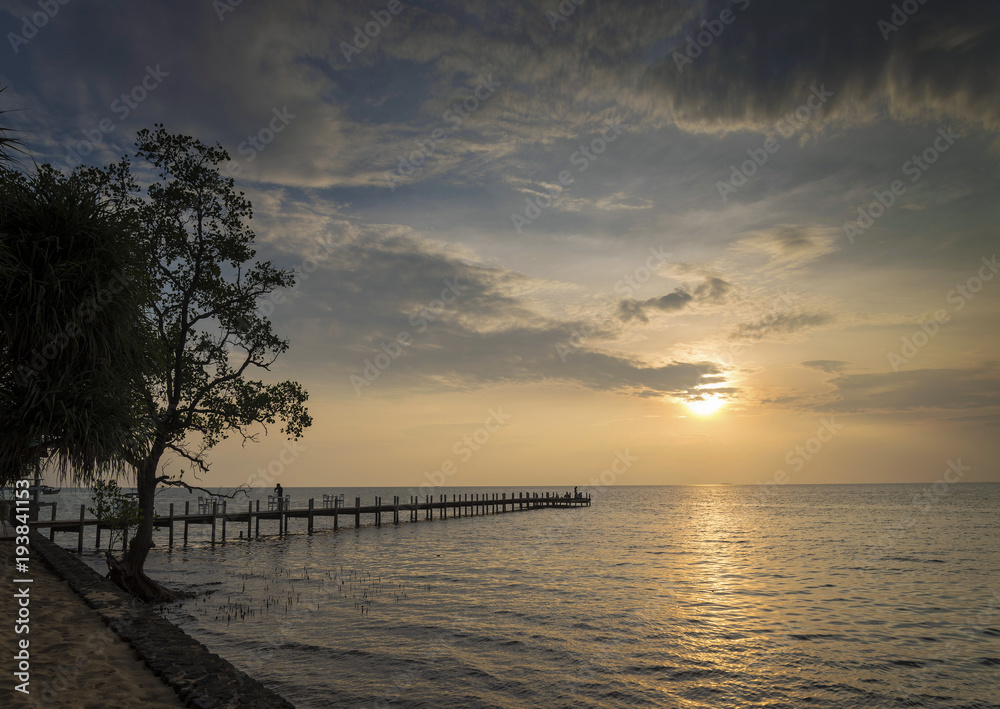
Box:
[42,484,1000,708]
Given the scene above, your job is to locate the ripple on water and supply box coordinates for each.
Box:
[54,484,1000,709]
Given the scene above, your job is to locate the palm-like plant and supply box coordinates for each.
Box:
[0,164,159,488]
[0,86,25,167]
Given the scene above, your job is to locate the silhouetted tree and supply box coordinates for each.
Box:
[0,165,156,489]
[84,126,311,601]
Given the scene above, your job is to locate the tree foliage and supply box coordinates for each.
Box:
[0,86,25,167]
[0,164,157,487]
[81,126,311,600]
[88,479,143,558]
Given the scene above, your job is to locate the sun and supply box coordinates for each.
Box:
[684,395,727,416]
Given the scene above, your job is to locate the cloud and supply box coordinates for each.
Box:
[618,276,733,323]
[273,226,729,398]
[640,0,1000,135]
[820,364,1000,414]
[730,311,835,341]
[800,360,849,374]
[593,192,655,211]
[618,289,693,323]
[735,225,839,267]
[693,276,733,303]
[10,0,997,198]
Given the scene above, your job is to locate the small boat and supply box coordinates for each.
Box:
[25,484,60,495]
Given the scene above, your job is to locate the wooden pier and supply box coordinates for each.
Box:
[15,491,591,553]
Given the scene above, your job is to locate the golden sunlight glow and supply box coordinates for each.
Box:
[684,396,727,416]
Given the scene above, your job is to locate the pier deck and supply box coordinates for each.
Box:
[11,491,591,553]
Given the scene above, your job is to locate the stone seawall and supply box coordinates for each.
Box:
[29,533,295,708]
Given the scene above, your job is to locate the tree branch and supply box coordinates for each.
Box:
[157,476,251,500]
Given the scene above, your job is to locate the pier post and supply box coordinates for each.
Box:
[169,503,174,549]
[393,496,399,524]
[355,497,361,528]
[211,501,217,545]
[334,496,339,531]
[248,501,252,539]
[221,500,227,543]
[49,502,57,541]
[95,521,101,550]
[184,501,190,545]
[308,498,314,535]
[255,500,260,538]
[77,505,85,554]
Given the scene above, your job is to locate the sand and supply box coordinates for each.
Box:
[1,540,186,708]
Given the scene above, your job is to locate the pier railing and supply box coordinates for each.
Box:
[10,491,591,554]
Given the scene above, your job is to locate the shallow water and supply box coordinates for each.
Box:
[58,484,1000,708]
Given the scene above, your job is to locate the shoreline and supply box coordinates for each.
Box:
[3,533,294,708]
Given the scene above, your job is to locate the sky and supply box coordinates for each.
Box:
[3,0,999,489]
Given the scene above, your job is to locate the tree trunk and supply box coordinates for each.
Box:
[107,435,188,603]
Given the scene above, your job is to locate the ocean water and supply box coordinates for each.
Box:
[52,484,1000,708]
